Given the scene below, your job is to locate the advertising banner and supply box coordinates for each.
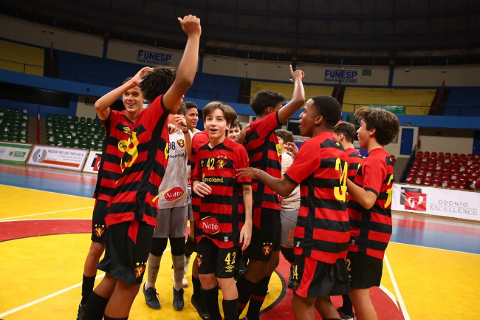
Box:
[0,142,32,164]
[83,150,102,174]
[27,145,88,171]
[392,183,480,222]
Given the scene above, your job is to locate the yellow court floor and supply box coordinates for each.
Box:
[1,184,480,319]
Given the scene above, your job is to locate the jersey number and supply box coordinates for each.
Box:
[224,252,236,265]
[334,158,348,202]
[385,174,394,208]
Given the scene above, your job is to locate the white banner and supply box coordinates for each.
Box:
[27,145,88,171]
[83,150,102,174]
[392,183,480,222]
[0,142,32,164]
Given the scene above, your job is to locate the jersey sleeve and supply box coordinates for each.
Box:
[192,149,202,182]
[362,156,386,196]
[249,111,281,139]
[100,109,119,133]
[284,139,320,185]
[235,145,251,184]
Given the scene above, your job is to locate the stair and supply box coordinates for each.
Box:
[393,157,410,183]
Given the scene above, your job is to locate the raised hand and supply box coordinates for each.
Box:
[131,67,154,86]
[285,142,298,159]
[178,14,201,38]
[289,64,305,83]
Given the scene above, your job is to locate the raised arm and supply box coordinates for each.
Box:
[277,65,306,124]
[237,167,297,197]
[94,67,152,120]
[163,15,201,110]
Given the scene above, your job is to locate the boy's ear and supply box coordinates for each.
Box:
[314,115,323,125]
[369,127,376,136]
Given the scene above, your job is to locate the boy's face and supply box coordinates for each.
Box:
[357,118,372,149]
[185,108,199,130]
[227,126,241,142]
[205,108,230,141]
[298,99,318,138]
[122,86,145,114]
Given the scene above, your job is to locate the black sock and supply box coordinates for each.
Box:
[81,274,96,305]
[341,294,353,315]
[192,275,202,301]
[236,275,257,316]
[82,292,108,320]
[202,287,222,320]
[104,316,128,320]
[246,276,270,319]
[222,298,239,320]
[185,236,196,257]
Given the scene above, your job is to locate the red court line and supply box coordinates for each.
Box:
[393,216,480,237]
[0,166,97,185]
[0,220,90,242]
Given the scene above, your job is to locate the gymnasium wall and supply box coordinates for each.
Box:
[0,16,103,58]
[393,66,480,87]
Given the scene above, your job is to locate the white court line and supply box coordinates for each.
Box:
[0,207,93,221]
[0,274,105,318]
[384,253,411,320]
[0,247,172,317]
[0,218,91,223]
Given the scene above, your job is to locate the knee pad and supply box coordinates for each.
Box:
[170,237,186,256]
[280,246,295,264]
[184,236,196,257]
[150,237,168,256]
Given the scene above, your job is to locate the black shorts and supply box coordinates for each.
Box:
[246,207,281,262]
[293,255,350,299]
[347,251,383,289]
[91,200,108,243]
[97,221,154,285]
[197,237,238,279]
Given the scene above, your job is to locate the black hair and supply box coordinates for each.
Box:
[310,95,342,129]
[251,90,285,115]
[184,101,198,111]
[139,66,176,102]
[178,103,187,115]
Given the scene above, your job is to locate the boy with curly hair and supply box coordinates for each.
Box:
[82,14,201,320]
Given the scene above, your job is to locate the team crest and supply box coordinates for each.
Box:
[134,262,146,279]
[197,255,203,267]
[177,139,185,148]
[123,126,131,135]
[217,155,227,170]
[262,242,273,256]
[93,224,105,238]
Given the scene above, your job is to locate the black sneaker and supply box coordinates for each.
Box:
[143,283,160,309]
[288,266,294,288]
[337,307,354,320]
[173,287,185,311]
[191,296,210,320]
[76,302,86,320]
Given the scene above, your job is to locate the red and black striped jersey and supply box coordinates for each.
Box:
[190,130,210,180]
[284,131,349,264]
[192,138,251,249]
[105,95,170,228]
[345,148,364,182]
[347,148,394,260]
[93,110,134,202]
[245,111,282,210]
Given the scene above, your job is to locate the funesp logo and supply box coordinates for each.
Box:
[137,50,172,65]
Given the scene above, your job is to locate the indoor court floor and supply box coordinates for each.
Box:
[0,163,479,320]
